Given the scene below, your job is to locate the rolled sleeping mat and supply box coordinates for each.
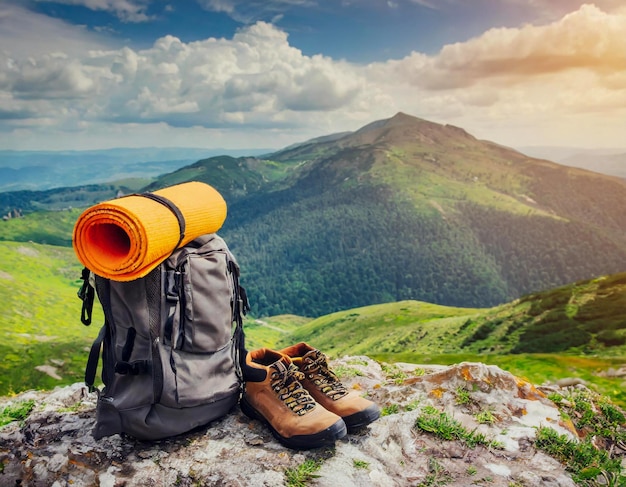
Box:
[72,181,227,281]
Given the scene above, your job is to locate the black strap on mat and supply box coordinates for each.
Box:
[134,192,187,250]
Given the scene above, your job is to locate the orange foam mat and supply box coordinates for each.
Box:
[73,181,227,281]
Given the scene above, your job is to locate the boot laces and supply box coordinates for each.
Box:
[303,351,348,401]
[270,363,316,416]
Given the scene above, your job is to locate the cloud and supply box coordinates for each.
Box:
[34,0,152,22]
[395,4,626,90]
[0,21,387,136]
[0,3,114,59]
[361,3,626,146]
[1,3,625,150]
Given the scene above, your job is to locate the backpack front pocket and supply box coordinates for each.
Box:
[165,250,234,353]
[163,344,239,408]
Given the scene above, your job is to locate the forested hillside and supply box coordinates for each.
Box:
[224,185,509,316]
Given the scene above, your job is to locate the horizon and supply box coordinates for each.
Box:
[1,1,625,151]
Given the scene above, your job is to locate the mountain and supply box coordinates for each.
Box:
[3,112,626,318]
[217,113,626,316]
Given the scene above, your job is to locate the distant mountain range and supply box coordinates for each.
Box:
[2,112,626,318]
[519,146,626,179]
[0,147,275,192]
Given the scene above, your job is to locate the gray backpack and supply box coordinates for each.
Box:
[78,233,248,441]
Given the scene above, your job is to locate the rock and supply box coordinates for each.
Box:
[0,358,606,486]
[555,377,587,387]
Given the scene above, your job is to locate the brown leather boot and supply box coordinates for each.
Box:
[240,348,347,450]
[280,342,380,432]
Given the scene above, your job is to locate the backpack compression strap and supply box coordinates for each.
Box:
[78,267,95,326]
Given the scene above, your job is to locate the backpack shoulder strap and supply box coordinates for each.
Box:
[85,323,107,393]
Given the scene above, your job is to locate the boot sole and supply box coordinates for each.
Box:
[343,404,381,432]
[240,396,347,450]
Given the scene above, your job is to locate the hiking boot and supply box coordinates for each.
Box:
[240,348,347,450]
[280,342,380,432]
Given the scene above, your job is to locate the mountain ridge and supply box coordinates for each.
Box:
[2,112,626,317]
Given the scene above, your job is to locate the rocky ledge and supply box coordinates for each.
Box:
[1,358,624,486]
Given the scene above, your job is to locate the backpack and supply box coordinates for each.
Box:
[78,233,249,441]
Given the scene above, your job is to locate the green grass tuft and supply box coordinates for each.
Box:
[537,387,626,486]
[415,405,502,449]
[284,459,322,487]
[0,399,36,427]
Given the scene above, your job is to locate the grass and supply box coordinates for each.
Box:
[284,459,322,487]
[281,274,626,361]
[534,387,626,487]
[0,208,81,246]
[416,457,452,487]
[413,389,626,486]
[0,241,103,396]
[282,300,485,356]
[414,405,502,449]
[0,399,35,427]
[243,315,310,350]
[474,410,497,425]
[352,459,370,469]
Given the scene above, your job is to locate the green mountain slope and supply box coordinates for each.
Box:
[0,180,151,217]
[0,209,82,246]
[141,155,302,201]
[282,272,626,357]
[280,273,626,407]
[0,241,102,395]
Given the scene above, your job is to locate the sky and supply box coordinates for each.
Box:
[1,0,625,151]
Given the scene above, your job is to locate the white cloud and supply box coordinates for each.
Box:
[401,4,626,90]
[377,4,626,120]
[0,3,114,59]
[35,0,152,22]
[0,20,391,145]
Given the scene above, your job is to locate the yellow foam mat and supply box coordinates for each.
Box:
[73,181,227,281]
